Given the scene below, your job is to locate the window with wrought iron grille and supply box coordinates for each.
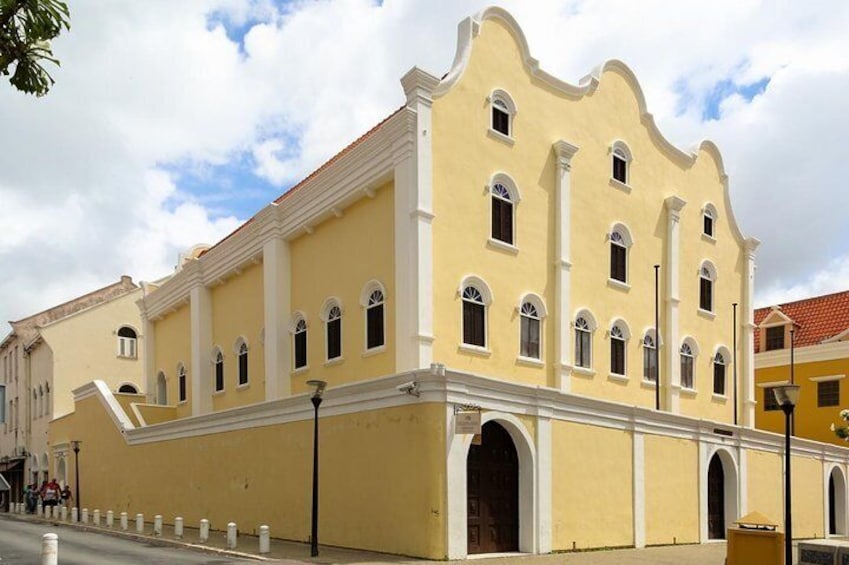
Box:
[818,380,840,407]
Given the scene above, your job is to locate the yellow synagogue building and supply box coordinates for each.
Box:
[45,7,849,558]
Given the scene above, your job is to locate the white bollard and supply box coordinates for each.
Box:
[106,510,113,527]
[50,506,56,519]
[136,513,144,534]
[36,504,42,517]
[174,517,183,539]
[81,508,89,524]
[71,507,78,523]
[154,515,162,536]
[120,511,128,531]
[226,522,237,549]
[93,509,100,526]
[40,532,58,565]
[199,519,209,543]
[259,525,270,554]
[60,506,67,521]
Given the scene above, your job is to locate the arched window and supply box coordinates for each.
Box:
[609,224,633,284]
[519,302,541,360]
[680,341,696,389]
[117,383,138,394]
[237,340,249,386]
[713,350,727,395]
[213,349,224,392]
[324,299,342,361]
[117,326,138,358]
[490,89,516,138]
[703,203,718,238]
[177,364,187,403]
[574,312,596,369]
[611,141,632,185]
[491,182,514,245]
[700,261,717,312]
[156,371,167,406]
[360,282,386,351]
[462,286,486,347]
[610,321,630,376]
[642,332,658,383]
[292,316,308,370]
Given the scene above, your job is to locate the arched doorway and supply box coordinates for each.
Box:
[708,454,726,539]
[829,467,847,536]
[467,421,519,554]
[57,458,66,488]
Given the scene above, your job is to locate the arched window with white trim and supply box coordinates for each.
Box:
[235,338,249,386]
[156,371,167,405]
[680,339,699,390]
[700,261,717,313]
[609,223,633,284]
[291,313,308,370]
[703,203,718,238]
[713,347,730,395]
[361,282,386,351]
[642,330,658,383]
[321,300,343,361]
[177,363,187,403]
[117,326,138,358]
[611,140,632,185]
[574,310,597,369]
[213,348,224,392]
[609,320,630,376]
[462,286,486,348]
[518,295,546,361]
[490,89,516,138]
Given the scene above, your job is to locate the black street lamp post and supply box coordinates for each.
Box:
[306,380,326,558]
[773,384,800,565]
[70,440,81,513]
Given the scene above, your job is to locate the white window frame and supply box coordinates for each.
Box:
[642,329,661,384]
[712,346,731,397]
[290,312,309,371]
[573,309,597,372]
[116,325,138,359]
[234,337,249,387]
[608,222,633,288]
[489,89,517,142]
[177,363,187,403]
[320,298,344,363]
[212,347,225,393]
[517,293,547,364]
[360,280,387,354]
[702,203,718,240]
[610,140,633,189]
[680,338,699,391]
[458,275,493,354]
[699,260,718,315]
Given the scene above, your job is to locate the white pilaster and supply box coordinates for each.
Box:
[536,410,552,553]
[698,440,708,542]
[263,237,291,400]
[738,447,748,517]
[664,196,686,413]
[741,237,761,427]
[396,67,439,371]
[633,431,645,548]
[553,140,579,392]
[141,312,156,404]
[190,281,212,416]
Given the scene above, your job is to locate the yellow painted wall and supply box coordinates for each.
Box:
[644,435,699,545]
[792,455,824,539]
[210,262,265,411]
[152,304,191,418]
[49,395,446,559]
[551,421,633,549]
[746,450,783,524]
[133,403,177,426]
[288,182,396,395]
[756,357,849,445]
[430,17,744,417]
[39,290,144,417]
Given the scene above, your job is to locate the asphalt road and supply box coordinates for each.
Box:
[0,517,258,564]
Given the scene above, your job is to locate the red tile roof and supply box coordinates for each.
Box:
[199,106,405,258]
[754,290,849,352]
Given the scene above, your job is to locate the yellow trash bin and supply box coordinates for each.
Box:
[727,511,784,565]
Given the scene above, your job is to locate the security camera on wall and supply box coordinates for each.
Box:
[397,381,420,397]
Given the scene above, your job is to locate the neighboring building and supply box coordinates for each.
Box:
[48,8,849,559]
[755,291,849,446]
[0,276,144,505]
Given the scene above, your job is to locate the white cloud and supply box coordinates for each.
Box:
[0,0,848,326]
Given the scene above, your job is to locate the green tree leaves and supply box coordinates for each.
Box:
[0,0,70,96]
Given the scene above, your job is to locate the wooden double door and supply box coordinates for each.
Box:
[467,421,519,554]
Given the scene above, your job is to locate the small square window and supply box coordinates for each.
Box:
[765,326,784,351]
[818,380,840,407]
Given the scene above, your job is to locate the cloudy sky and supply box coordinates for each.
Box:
[1,0,847,327]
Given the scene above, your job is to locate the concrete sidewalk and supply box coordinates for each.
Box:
[3,510,741,564]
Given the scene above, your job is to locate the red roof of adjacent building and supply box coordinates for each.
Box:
[754,290,849,352]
